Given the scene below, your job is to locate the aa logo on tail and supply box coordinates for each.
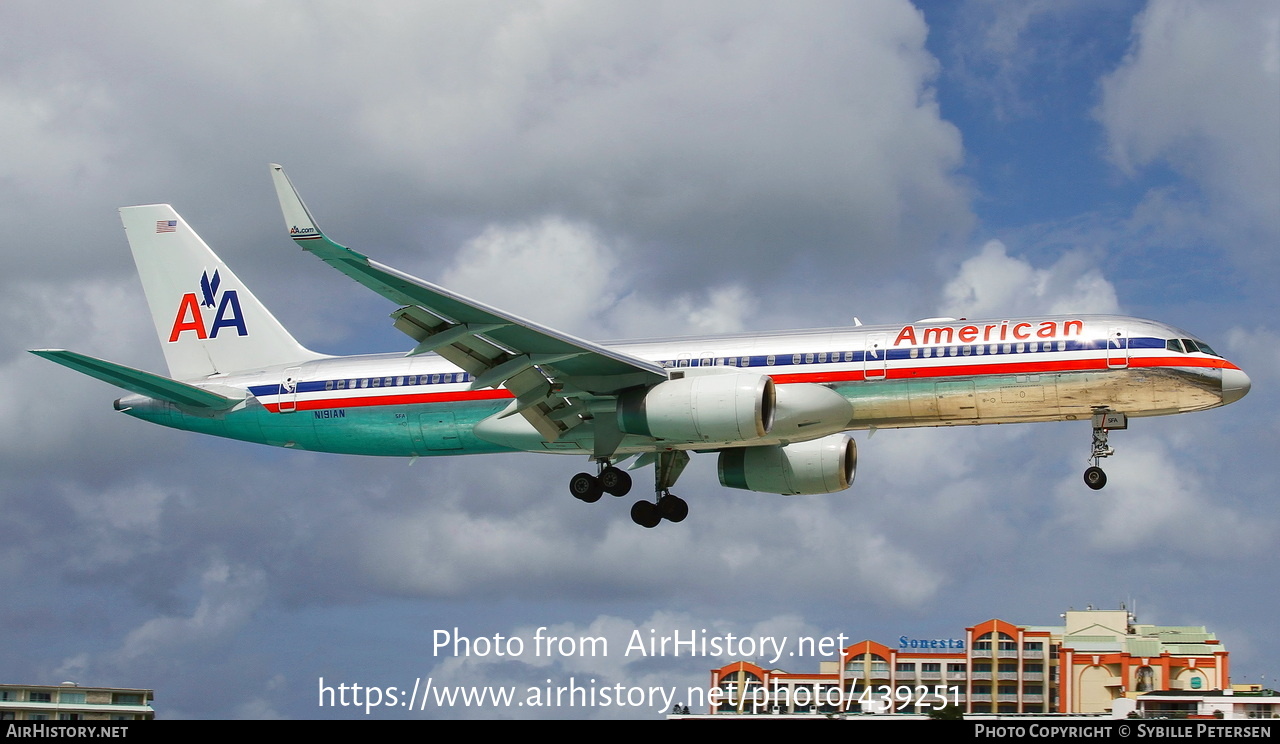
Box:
[169,270,247,342]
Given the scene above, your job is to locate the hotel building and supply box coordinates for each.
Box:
[0,683,154,721]
[708,607,1229,716]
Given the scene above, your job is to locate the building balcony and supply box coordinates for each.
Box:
[972,649,993,658]
[971,672,992,681]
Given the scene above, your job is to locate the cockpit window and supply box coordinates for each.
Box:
[1180,339,1221,357]
[1167,339,1185,353]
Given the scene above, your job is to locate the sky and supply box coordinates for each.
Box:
[1,0,1277,719]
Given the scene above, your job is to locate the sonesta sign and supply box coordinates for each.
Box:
[899,636,966,650]
[892,319,1085,347]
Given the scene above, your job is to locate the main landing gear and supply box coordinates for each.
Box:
[1084,408,1127,490]
[568,450,689,528]
[569,464,632,503]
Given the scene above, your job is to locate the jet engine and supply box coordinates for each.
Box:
[616,373,775,443]
[717,433,857,495]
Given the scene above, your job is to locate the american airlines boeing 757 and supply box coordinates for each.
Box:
[32,165,1252,527]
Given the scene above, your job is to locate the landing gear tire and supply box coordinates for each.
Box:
[570,472,603,503]
[657,494,688,523]
[599,466,632,497]
[1084,466,1107,491]
[630,500,661,528]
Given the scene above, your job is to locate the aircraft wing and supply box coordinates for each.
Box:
[270,164,666,444]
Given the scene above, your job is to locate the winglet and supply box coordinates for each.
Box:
[269,164,371,268]
[269,163,326,243]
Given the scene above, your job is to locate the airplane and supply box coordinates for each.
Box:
[31,165,1252,528]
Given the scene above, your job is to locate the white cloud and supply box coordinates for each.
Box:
[1053,437,1273,557]
[111,561,266,663]
[940,240,1119,318]
[1097,0,1280,253]
[439,216,753,339]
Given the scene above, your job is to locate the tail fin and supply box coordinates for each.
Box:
[120,204,325,380]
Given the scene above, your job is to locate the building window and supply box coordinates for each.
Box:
[1136,667,1155,692]
[29,692,51,703]
[112,693,143,705]
[922,663,941,673]
[60,692,86,704]
[896,663,915,673]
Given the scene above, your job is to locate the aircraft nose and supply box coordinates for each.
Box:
[1221,367,1251,404]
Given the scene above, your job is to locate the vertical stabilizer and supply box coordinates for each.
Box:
[120,204,325,380]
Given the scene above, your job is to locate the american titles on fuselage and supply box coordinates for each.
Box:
[892,319,1083,346]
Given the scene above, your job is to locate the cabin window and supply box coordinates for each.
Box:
[325,380,333,390]
[741,356,750,367]
[818,352,827,363]
[766,355,776,366]
[1057,341,1066,351]
[909,348,918,359]
[360,379,369,388]
[805,353,814,364]
[1015,343,1025,353]
[336,380,345,390]
[792,354,801,365]
[962,345,972,356]
[396,376,404,386]
[975,345,985,356]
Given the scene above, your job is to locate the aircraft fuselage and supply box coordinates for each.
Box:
[117,314,1244,458]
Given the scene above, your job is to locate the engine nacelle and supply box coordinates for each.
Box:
[717,433,857,495]
[617,373,775,443]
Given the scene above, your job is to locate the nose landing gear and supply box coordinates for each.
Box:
[1084,408,1126,490]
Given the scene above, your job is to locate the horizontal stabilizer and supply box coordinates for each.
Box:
[29,350,243,410]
